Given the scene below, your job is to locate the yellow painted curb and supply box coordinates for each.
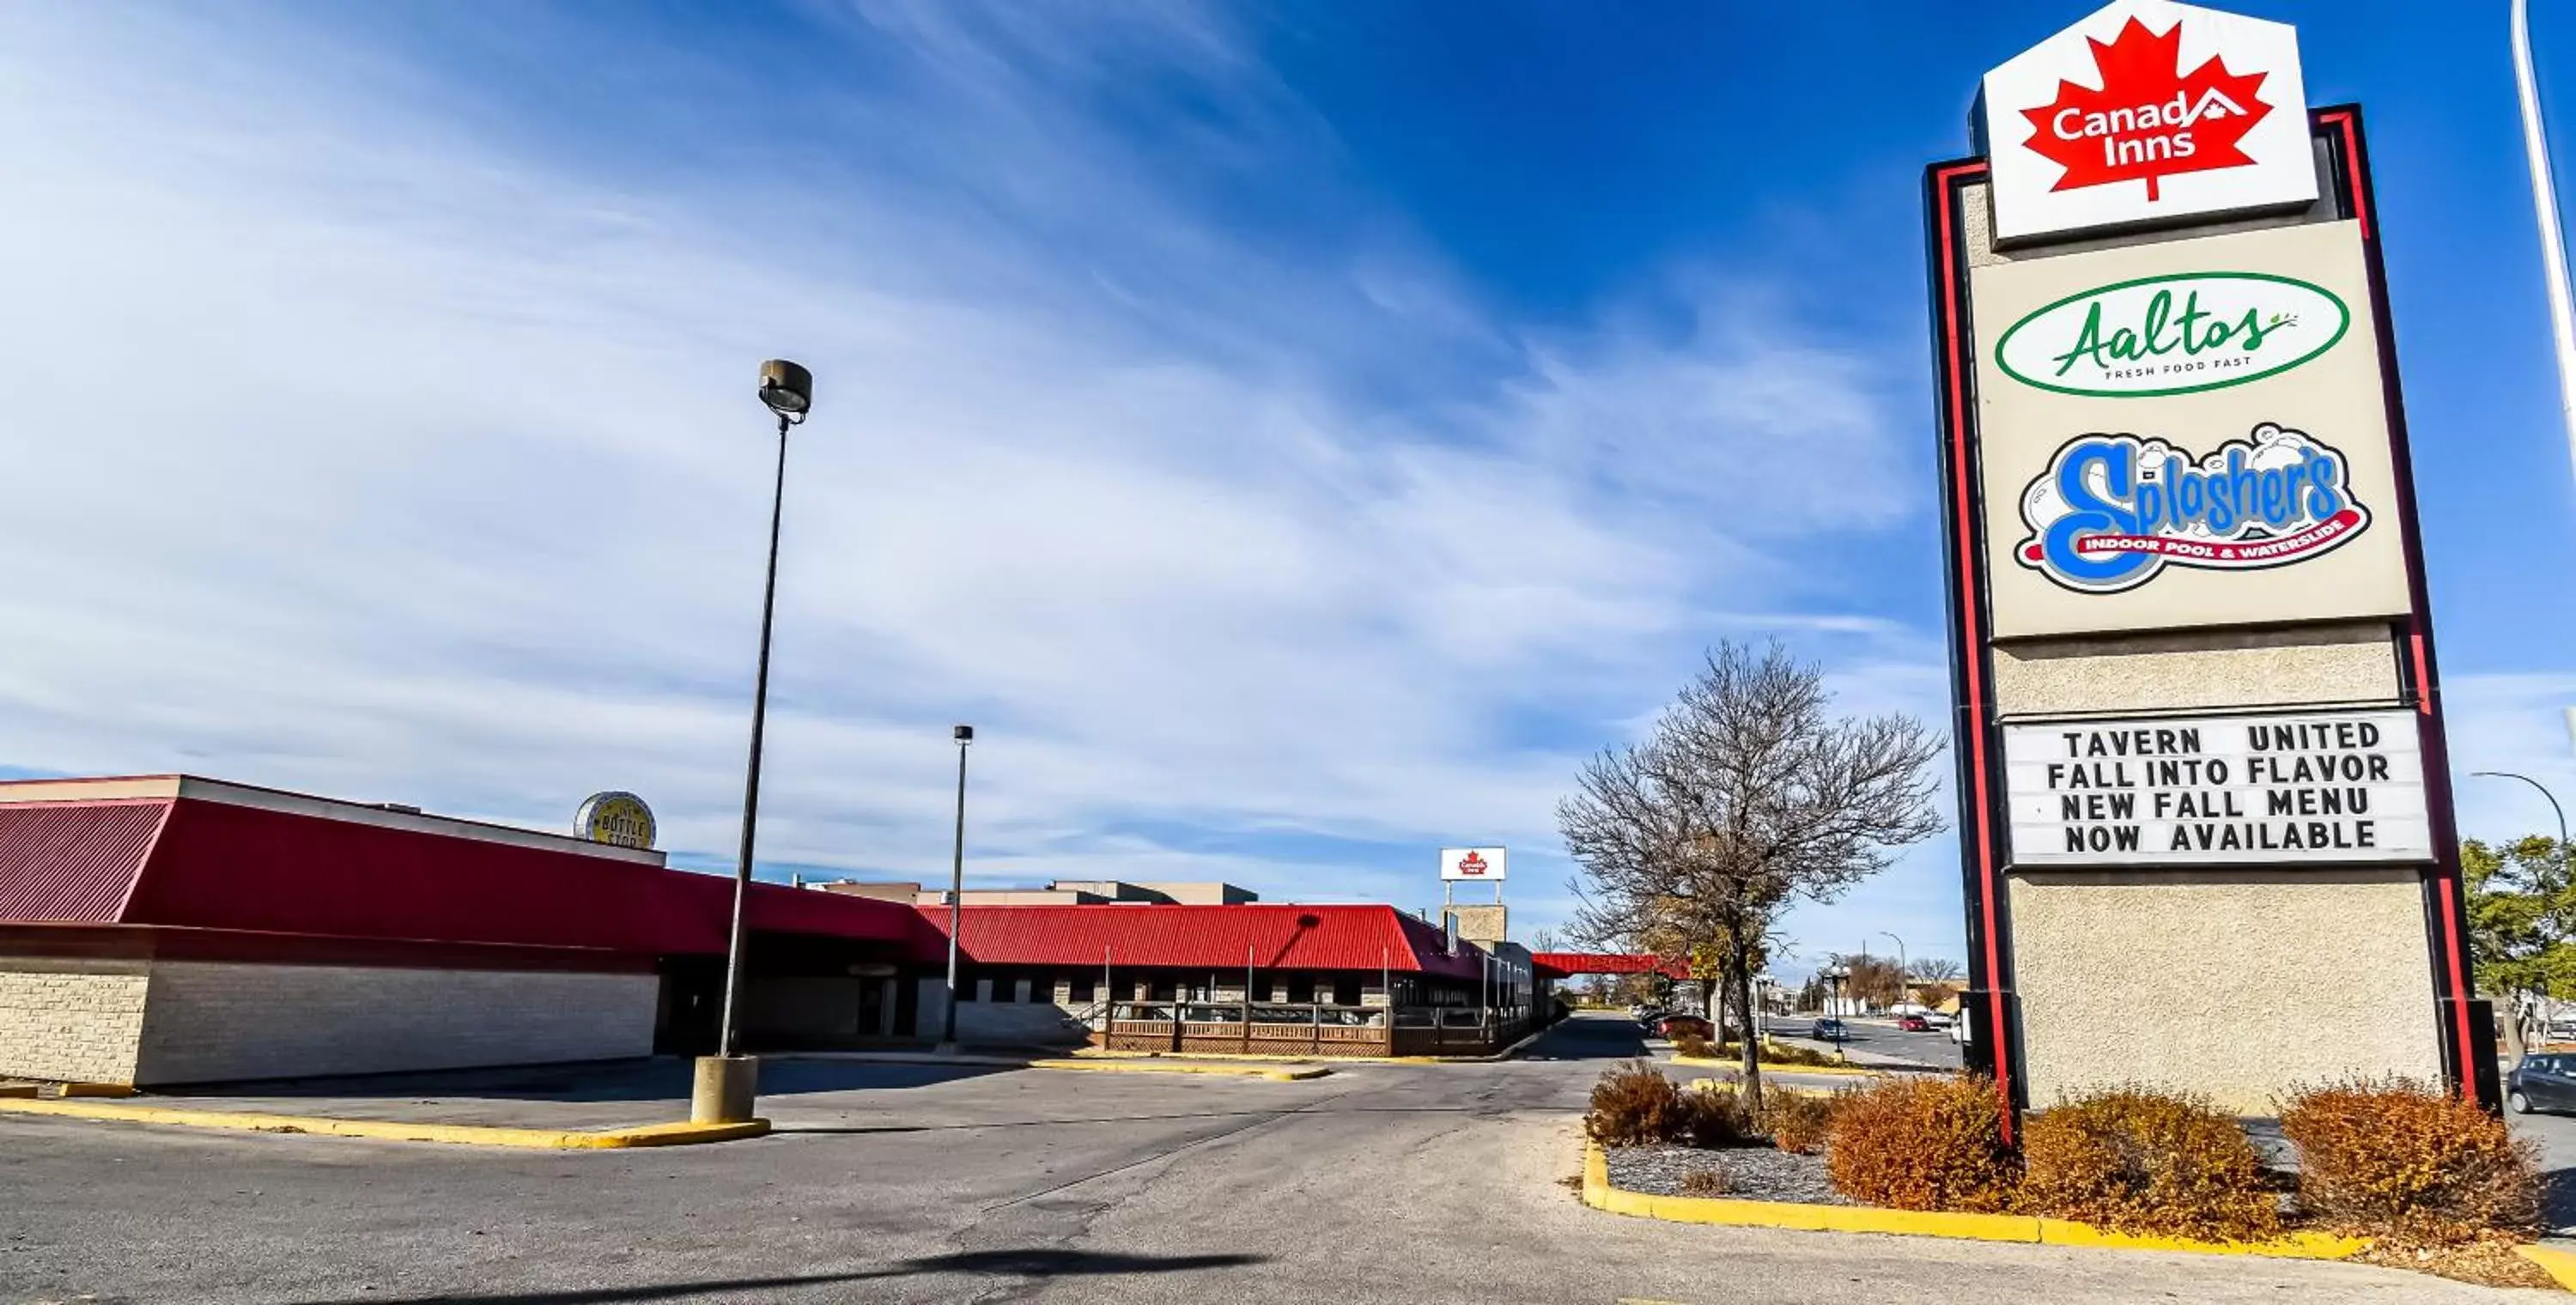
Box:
[1028,1059,1328,1082]
[57,1083,139,1098]
[2518,1244,2576,1290]
[0,1098,769,1149]
[0,1083,40,1099]
[1579,1142,2364,1260]
[2033,1219,2366,1259]
[1670,1056,1885,1077]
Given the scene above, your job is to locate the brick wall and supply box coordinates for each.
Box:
[0,959,149,1084]
[133,962,657,1085]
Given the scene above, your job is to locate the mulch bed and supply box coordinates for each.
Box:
[1607,1144,1844,1205]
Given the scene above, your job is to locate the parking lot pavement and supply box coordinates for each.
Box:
[2505,1098,2576,1237]
[2,1015,2515,1304]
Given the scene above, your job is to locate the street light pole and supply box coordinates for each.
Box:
[939,725,973,1051]
[1880,931,1907,1008]
[2470,771,2570,848]
[2512,0,2576,493]
[696,360,811,1126]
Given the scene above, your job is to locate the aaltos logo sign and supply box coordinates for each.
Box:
[2015,422,2369,593]
[1982,2,2315,243]
[1994,271,2348,397]
[2021,17,2270,202]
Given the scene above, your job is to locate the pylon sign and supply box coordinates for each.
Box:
[1926,1,2490,1125]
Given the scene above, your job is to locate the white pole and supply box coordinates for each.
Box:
[2513,0,2576,489]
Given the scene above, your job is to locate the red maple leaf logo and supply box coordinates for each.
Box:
[2019,16,2273,201]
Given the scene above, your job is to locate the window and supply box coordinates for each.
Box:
[1070,975,1097,1004]
[1286,977,1315,1004]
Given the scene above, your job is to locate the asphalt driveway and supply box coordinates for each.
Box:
[0,1014,2530,1304]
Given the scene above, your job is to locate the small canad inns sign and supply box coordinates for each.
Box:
[1982,0,2316,243]
[1440,847,1507,882]
[2015,422,2371,594]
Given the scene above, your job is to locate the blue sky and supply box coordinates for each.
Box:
[0,2,2570,980]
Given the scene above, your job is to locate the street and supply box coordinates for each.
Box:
[0,1014,2524,1304]
[1754,1016,1962,1071]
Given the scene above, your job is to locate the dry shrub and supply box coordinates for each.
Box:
[1825,1075,2018,1211]
[1586,1061,1752,1148]
[1718,1040,1840,1067]
[2020,1087,2279,1242]
[2279,1078,2539,1245]
[1672,1031,1716,1059]
[1677,1164,1731,1197]
[1758,1090,1838,1156]
[1674,1080,1753,1148]
[1587,1061,1686,1146]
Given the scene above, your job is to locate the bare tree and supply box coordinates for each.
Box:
[1560,641,1944,1109]
[1907,956,1964,983]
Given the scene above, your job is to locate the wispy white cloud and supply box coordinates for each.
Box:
[0,3,1929,931]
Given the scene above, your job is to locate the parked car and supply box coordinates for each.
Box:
[1896,1014,1930,1032]
[2511,1053,2576,1114]
[1810,1017,1848,1041]
[1655,1013,1715,1041]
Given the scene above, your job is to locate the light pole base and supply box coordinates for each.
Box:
[690,1055,760,1123]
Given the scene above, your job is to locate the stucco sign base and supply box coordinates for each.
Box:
[2008,869,2440,1114]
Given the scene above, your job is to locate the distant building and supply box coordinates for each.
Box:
[0,775,1537,1084]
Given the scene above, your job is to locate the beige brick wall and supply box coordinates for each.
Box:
[134,962,658,1085]
[0,960,149,1084]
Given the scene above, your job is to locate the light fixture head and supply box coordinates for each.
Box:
[953,724,975,744]
[758,359,813,417]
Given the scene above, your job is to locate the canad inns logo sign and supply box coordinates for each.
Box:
[1981,1,2316,243]
[2015,422,2370,593]
[2020,16,2271,203]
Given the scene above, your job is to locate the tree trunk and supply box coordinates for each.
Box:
[2502,991,2530,1067]
[1734,944,1762,1114]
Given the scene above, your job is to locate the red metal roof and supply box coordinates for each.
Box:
[0,788,929,959]
[0,800,167,923]
[1530,952,1689,980]
[918,902,1490,979]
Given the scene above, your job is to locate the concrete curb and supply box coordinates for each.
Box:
[0,1098,771,1149]
[775,1052,1034,1068]
[1668,1056,1886,1077]
[1388,1023,1555,1064]
[784,1051,1329,1080]
[1027,1059,1330,1082]
[1578,1142,2366,1260]
[2520,1244,2576,1290]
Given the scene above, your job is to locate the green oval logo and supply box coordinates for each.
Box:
[1993,271,2350,398]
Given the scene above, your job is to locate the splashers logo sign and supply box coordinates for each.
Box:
[2016,423,2370,593]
